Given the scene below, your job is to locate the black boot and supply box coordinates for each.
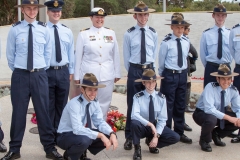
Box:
[133,145,141,160]
[124,138,132,150]
[212,129,226,146]
[184,123,192,131]
[199,139,212,152]
[80,150,91,160]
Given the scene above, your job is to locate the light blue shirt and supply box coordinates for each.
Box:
[123,25,158,71]
[6,20,52,71]
[158,33,190,76]
[47,21,74,74]
[200,25,232,67]
[229,24,240,65]
[57,95,113,139]
[196,82,240,119]
[131,90,167,135]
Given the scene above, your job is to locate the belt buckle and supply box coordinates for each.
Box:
[173,70,175,73]
[142,65,147,69]
[30,69,34,72]
[54,66,59,69]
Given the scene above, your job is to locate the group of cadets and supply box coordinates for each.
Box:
[1,0,240,160]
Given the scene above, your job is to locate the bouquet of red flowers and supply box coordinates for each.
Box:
[107,110,126,132]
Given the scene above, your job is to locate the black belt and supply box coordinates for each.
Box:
[130,63,153,69]
[165,68,187,74]
[207,61,230,67]
[49,64,68,70]
[236,64,240,68]
[15,68,44,72]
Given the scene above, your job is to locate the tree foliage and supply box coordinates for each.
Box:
[0,0,17,26]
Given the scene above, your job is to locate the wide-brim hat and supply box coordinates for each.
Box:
[89,7,107,16]
[127,1,155,14]
[210,64,239,77]
[165,12,188,21]
[76,73,106,88]
[135,69,163,82]
[165,15,191,26]
[207,3,232,14]
[14,0,45,8]
[44,0,64,11]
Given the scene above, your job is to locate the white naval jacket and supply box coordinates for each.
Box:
[74,26,121,81]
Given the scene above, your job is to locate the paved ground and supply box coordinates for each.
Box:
[0,88,240,160]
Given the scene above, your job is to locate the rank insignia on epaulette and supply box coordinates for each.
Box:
[62,24,68,28]
[38,21,46,27]
[77,96,83,103]
[127,26,135,33]
[149,27,156,33]
[211,82,219,87]
[80,28,90,32]
[157,92,165,99]
[231,85,238,91]
[104,27,112,30]
[203,28,211,32]
[135,92,144,98]
[165,33,172,37]
[233,24,240,29]
[12,21,21,27]
[163,36,171,42]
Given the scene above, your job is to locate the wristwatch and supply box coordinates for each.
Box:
[156,133,160,138]
[110,131,118,139]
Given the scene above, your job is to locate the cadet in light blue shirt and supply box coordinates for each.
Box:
[131,69,179,160]
[200,4,233,87]
[123,1,158,150]
[57,73,118,160]
[44,0,74,137]
[193,64,240,152]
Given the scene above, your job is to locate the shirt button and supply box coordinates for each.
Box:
[100,54,102,57]
[100,46,102,48]
[99,63,101,65]
[99,38,101,40]
[98,32,99,34]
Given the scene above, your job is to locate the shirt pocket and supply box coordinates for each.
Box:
[233,37,240,50]
[16,38,27,53]
[60,36,70,52]
[35,37,46,53]
[146,40,154,53]
[206,39,218,52]
[168,47,178,64]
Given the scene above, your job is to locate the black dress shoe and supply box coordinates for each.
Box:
[231,136,240,143]
[212,130,226,147]
[180,134,192,144]
[80,150,91,160]
[149,147,159,154]
[1,151,21,160]
[133,145,141,160]
[184,123,192,132]
[228,132,238,138]
[199,139,212,152]
[63,151,70,160]
[124,139,132,150]
[0,142,7,153]
[46,150,63,160]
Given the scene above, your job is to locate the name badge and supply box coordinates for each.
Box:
[235,35,240,37]
[104,36,113,43]
[89,36,96,41]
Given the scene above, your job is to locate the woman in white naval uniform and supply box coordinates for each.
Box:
[74,7,121,120]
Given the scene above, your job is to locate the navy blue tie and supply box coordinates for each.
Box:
[217,28,222,59]
[53,25,62,63]
[176,38,183,68]
[149,95,155,123]
[140,28,146,64]
[86,103,92,129]
[220,90,225,129]
[27,24,33,71]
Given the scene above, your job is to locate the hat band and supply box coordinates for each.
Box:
[22,0,38,5]
[214,8,226,12]
[134,6,148,12]
[171,20,187,25]
[171,15,184,20]
[142,75,156,81]
[218,70,231,76]
[82,79,98,86]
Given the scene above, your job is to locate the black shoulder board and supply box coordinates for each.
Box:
[233,24,240,29]
[38,21,46,27]
[157,92,165,99]
[80,28,90,32]
[183,34,189,39]
[231,85,238,91]
[149,27,156,33]
[135,92,144,98]
[77,95,83,103]
[203,28,211,32]
[211,82,219,88]
[104,27,112,30]
[12,21,21,27]
[165,33,172,37]
[127,26,135,33]
[163,36,171,42]
[62,24,68,28]
[182,37,188,41]
[226,28,230,30]
[94,98,98,102]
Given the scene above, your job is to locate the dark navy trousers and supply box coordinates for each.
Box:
[193,108,239,142]
[125,65,154,139]
[57,131,108,160]
[131,120,180,148]
[46,67,70,134]
[10,69,55,153]
[233,66,240,92]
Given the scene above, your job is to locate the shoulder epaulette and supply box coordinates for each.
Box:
[104,27,113,30]
[149,26,156,33]
[38,21,46,27]
[163,36,171,42]
[12,21,21,27]
[231,85,238,91]
[157,92,165,99]
[211,82,219,88]
[127,26,135,33]
[165,33,172,37]
[61,24,68,28]
[135,92,144,98]
[80,28,90,32]
[203,28,211,33]
[183,34,189,39]
[226,28,230,30]
[77,96,83,103]
[182,37,188,41]
[233,24,240,29]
